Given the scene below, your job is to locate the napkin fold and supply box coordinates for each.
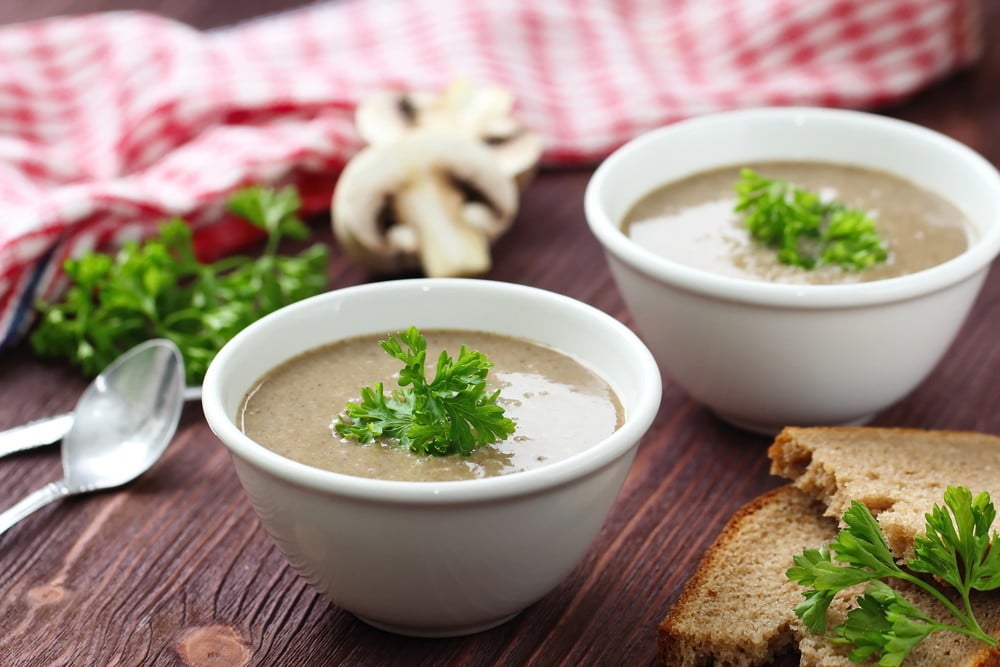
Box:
[0,0,980,350]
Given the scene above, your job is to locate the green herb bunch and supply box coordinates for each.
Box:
[335,327,517,456]
[788,486,1000,666]
[31,186,328,385]
[734,168,889,271]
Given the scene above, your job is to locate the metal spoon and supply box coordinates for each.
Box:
[0,338,185,537]
[0,363,199,458]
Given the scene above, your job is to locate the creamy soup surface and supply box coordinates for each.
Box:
[623,162,973,284]
[240,330,624,482]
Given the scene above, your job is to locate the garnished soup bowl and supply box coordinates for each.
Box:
[202,278,661,637]
[585,107,1000,433]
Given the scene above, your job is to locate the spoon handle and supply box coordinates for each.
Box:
[0,413,75,458]
[0,480,71,537]
[0,386,201,459]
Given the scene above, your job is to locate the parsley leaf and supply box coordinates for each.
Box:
[734,168,888,271]
[334,327,517,457]
[910,486,1000,595]
[833,581,938,667]
[829,501,902,577]
[788,487,1000,665]
[788,544,878,633]
[30,186,328,385]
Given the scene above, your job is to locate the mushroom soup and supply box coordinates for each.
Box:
[239,330,624,482]
[623,162,973,284]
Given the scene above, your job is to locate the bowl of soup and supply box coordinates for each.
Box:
[585,107,1000,433]
[201,278,661,637]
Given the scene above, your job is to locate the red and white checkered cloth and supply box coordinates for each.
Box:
[0,0,981,350]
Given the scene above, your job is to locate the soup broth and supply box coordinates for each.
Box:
[623,162,972,284]
[240,330,624,482]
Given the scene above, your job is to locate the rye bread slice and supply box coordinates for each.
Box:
[769,427,1000,561]
[659,427,1000,666]
[657,484,1000,667]
[657,485,836,666]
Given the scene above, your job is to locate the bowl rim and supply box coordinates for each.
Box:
[584,106,1000,308]
[201,278,662,504]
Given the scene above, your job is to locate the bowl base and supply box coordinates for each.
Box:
[714,410,876,436]
[355,611,521,638]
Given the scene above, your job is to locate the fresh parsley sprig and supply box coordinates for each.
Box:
[334,327,516,457]
[734,168,888,271]
[30,186,328,385]
[788,486,999,666]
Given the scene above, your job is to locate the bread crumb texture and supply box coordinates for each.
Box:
[768,427,1000,561]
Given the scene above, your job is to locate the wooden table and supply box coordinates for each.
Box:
[1,3,998,666]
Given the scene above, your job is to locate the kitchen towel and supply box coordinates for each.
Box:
[0,0,981,349]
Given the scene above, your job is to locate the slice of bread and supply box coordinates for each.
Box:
[657,485,837,666]
[658,426,1000,667]
[769,427,1000,561]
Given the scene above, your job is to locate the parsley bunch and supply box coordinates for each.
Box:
[734,168,889,271]
[334,327,517,456]
[31,186,328,385]
[788,486,1000,666]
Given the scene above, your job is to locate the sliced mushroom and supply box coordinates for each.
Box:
[355,81,543,188]
[332,129,518,278]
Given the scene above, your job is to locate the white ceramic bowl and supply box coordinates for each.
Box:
[201,278,661,637]
[585,107,1000,434]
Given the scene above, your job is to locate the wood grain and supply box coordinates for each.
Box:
[0,2,998,666]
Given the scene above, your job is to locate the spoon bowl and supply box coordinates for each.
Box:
[0,339,185,536]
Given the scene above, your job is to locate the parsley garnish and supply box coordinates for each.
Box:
[30,186,328,385]
[334,327,516,457]
[788,486,999,665]
[734,168,888,271]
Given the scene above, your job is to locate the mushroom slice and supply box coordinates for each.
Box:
[332,129,518,278]
[354,81,543,188]
[354,89,437,145]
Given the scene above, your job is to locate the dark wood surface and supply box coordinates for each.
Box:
[1,3,998,666]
